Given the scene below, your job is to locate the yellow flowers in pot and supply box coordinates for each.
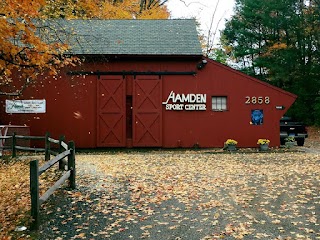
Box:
[257,139,270,145]
[225,139,238,145]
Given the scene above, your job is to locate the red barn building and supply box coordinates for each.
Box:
[0,19,296,148]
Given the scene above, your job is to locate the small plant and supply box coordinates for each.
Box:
[285,136,295,142]
[257,139,270,145]
[225,139,238,145]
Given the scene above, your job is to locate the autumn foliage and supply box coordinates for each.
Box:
[1,127,320,238]
[42,0,170,20]
[0,0,169,95]
[0,159,31,237]
[0,0,79,95]
[0,157,64,239]
[222,0,320,124]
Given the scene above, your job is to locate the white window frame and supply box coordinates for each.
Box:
[212,96,227,111]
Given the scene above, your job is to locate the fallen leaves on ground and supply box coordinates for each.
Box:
[40,151,320,239]
[0,159,31,238]
[0,156,70,239]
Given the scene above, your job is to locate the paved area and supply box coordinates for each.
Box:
[38,148,320,240]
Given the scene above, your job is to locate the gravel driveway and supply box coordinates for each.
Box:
[37,148,320,240]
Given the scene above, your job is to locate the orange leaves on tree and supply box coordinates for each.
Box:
[98,1,134,19]
[262,42,288,58]
[0,0,78,95]
[42,0,170,20]
[1,0,169,95]
[269,42,288,51]
[138,5,170,19]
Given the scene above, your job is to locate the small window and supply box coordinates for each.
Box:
[212,96,227,111]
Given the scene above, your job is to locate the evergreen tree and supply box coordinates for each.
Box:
[222,0,320,124]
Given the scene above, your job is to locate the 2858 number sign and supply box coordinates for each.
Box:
[245,96,270,105]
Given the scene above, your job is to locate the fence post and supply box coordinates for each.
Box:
[58,135,65,170]
[58,135,65,154]
[12,132,16,158]
[67,141,76,189]
[45,132,50,161]
[30,160,40,230]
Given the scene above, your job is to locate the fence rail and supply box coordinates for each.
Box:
[30,140,75,231]
[0,132,68,162]
[0,131,76,231]
[15,146,45,152]
[16,135,46,140]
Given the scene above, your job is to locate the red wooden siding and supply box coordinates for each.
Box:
[97,76,126,147]
[133,77,162,147]
[0,58,296,148]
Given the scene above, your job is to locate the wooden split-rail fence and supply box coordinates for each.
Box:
[30,140,75,230]
[0,132,66,160]
[0,132,76,230]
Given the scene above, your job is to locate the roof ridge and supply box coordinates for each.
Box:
[49,19,196,21]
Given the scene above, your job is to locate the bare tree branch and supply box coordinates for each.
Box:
[0,77,33,96]
[178,0,207,8]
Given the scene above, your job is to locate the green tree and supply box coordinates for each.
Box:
[222,0,320,124]
[207,46,228,65]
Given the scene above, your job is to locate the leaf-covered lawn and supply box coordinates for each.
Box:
[0,157,65,239]
[0,159,31,237]
[40,151,320,240]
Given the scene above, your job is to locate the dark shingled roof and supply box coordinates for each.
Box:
[41,19,203,56]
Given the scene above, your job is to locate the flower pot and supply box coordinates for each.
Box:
[285,142,295,148]
[227,144,236,151]
[259,143,269,151]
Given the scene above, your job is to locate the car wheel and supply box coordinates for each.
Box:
[297,138,305,146]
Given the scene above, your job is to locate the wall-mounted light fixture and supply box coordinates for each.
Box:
[197,59,207,70]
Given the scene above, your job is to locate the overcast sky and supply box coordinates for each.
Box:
[166,0,236,44]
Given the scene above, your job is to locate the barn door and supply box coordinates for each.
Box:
[133,77,162,147]
[97,76,126,147]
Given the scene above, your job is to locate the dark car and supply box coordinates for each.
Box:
[280,116,308,146]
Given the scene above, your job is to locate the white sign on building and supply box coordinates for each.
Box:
[162,91,207,111]
[6,99,46,113]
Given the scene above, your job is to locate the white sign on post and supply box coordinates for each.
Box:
[6,99,46,113]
